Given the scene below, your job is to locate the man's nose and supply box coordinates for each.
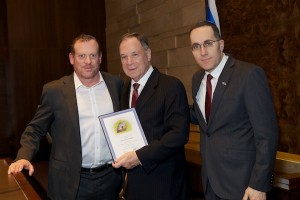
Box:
[84,56,92,63]
[127,56,133,64]
[200,46,207,55]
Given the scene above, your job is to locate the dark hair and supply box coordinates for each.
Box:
[190,21,221,40]
[118,32,149,50]
[70,34,101,54]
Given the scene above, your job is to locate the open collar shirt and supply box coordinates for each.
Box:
[74,72,114,168]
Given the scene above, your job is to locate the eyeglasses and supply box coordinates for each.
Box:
[191,40,220,51]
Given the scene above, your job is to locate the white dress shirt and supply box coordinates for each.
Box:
[74,72,114,168]
[129,66,154,107]
[196,54,228,122]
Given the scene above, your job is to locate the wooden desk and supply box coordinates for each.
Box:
[0,159,41,200]
[185,131,202,193]
[185,131,201,165]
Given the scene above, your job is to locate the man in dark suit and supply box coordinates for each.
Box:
[112,32,190,200]
[8,34,122,200]
[189,21,278,200]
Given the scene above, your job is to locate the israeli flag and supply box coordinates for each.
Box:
[206,0,220,32]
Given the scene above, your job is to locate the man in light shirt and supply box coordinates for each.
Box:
[8,34,122,200]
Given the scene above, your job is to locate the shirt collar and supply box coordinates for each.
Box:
[131,65,154,86]
[74,71,103,89]
[206,53,229,78]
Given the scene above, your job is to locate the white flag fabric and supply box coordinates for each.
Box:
[206,0,221,32]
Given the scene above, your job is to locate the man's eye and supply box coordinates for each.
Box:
[203,41,213,47]
[192,44,201,50]
[121,56,127,60]
[132,53,138,58]
[90,54,97,59]
[78,55,86,59]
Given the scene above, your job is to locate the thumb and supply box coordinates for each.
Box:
[242,192,249,200]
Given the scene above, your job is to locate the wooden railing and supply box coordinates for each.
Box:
[0,159,41,200]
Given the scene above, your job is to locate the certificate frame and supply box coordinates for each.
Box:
[98,108,148,160]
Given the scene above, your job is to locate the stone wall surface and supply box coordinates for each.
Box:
[105,0,300,154]
[105,0,205,103]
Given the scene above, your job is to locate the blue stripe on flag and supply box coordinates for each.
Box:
[205,0,221,32]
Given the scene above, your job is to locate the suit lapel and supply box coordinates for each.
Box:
[121,80,131,110]
[101,72,119,112]
[61,74,80,133]
[121,68,159,112]
[209,56,235,125]
[135,68,159,113]
[192,71,207,128]
[192,71,205,99]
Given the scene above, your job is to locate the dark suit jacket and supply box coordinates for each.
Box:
[191,56,278,199]
[121,68,189,200]
[15,72,122,200]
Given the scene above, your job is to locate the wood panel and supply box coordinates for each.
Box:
[0,159,41,200]
[0,0,12,157]
[3,0,106,156]
[216,0,300,154]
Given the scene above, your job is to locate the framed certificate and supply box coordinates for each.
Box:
[98,108,148,160]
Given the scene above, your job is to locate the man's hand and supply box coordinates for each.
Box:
[112,151,140,169]
[243,187,266,200]
[8,159,34,176]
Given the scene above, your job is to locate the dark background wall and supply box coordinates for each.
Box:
[0,0,107,157]
[0,0,10,157]
[217,0,300,154]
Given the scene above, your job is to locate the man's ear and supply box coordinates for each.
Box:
[99,52,102,64]
[146,48,151,61]
[69,53,74,65]
[219,39,225,52]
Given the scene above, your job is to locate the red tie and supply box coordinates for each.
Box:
[131,83,140,108]
[205,74,213,123]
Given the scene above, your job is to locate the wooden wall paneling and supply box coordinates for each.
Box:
[5,0,107,156]
[6,0,57,49]
[0,0,11,157]
[77,0,107,70]
[52,0,107,70]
